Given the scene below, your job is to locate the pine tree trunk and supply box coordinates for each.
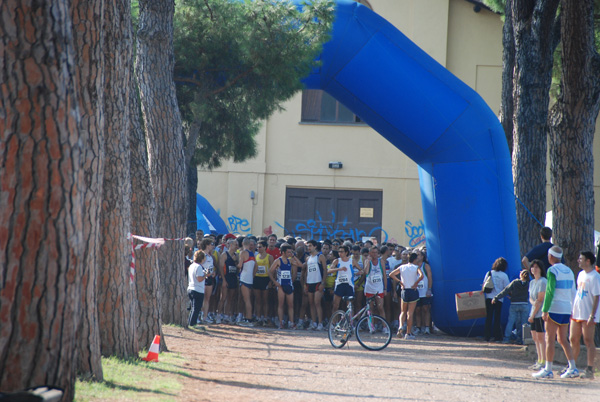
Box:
[98,0,137,358]
[129,69,166,351]
[136,0,188,325]
[500,0,515,154]
[71,0,105,381]
[505,0,559,256]
[0,1,84,399]
[548,0,600,272]
[185,122,201,237]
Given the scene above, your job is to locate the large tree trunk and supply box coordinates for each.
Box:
[504,0,559,257]
[136,0,188,325]
[185,122,201,237]
[0,1,84,399]
[548,0,600,272]
[72,0,105,381]
[129,68,166,351]
[98,0,137,357]
[500,0,515,154]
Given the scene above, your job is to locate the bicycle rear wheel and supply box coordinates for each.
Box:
[328,310,350,348]
[355,314,392,351]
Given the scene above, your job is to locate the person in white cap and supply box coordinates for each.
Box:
[533,246,577,379]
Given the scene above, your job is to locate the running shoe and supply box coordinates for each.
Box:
[215,314,222,324]
[404,334,415,340]
[289,323,297,330]
[383,326,390,334]
[316,323,324,331]
[203,316,214,324]
[528,362,543,371]
[238,319,255,327]
[412,327,421,335]
[532,369,553,379]
[580,367,595,379]
[560,368,580,379]
[423,327,431,335]
[559,365,569,375]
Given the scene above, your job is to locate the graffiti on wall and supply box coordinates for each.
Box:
[227,215,251,235]
[274,210,389,242]
[405,219,425,247]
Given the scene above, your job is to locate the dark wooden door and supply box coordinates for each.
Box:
[284,188,383,242]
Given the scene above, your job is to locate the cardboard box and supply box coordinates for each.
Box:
[455,290,487,321]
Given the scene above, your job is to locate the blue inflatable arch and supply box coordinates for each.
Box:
[303,0,521,335]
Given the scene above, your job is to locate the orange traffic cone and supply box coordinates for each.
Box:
[142,335,160,362]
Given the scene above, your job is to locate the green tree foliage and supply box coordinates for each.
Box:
[174,0,334,169]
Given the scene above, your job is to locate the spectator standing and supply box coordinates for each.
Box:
[527,259,547,371]
[187,251,206,328]
[483,257,510,342]
[492,270,530,344]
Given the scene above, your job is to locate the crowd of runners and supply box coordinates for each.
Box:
[185,230,433,339]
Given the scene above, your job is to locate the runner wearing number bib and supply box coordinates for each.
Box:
[237,238,257,326]
[269,244,298,329]
[330,245,362,313]
[364,247,387,319]
[253,240,273,326]
[199,239,217,323]
[218,239,239,323]
[303,240,328,330]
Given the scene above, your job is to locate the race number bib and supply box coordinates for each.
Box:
[228,265,237,274]
[257,265,266,275]
[417,281,425,290]
[308,263,318,273]
[280,270,291,280]
[206,265,214,275]
[372,275,382,284]
[337,275,349,284]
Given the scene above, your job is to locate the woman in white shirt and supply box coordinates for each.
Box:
[527,259,547,370]
[483,257,510,342]
[187,251,206,328]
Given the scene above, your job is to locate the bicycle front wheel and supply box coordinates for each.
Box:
[328,310,350,348]
[355,314,392,351]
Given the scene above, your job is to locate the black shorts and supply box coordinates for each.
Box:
[401,288,419,303]
[532,317,545,333]
[323,288,334,302]
[307,283,322,293]
[417,296,433,307]
[280,284,294,295]
[225,274,238,289]
[205,276,215,287]
[334,283,354,298]
[253,276,269,290]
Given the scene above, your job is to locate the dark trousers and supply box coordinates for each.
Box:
[484,298,502,341]
[188,289,205,327]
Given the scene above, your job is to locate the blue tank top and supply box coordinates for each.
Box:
[277,257,293,286]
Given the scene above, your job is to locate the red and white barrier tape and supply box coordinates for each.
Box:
[128,233,186,283]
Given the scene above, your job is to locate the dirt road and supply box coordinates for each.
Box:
[165,325,600,401]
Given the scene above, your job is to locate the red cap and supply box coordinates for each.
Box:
[224,233,236,240]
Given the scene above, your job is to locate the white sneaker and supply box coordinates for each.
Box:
[423,327,431,335]
[216,314,222,324]
[404,334,415,340]
[317,323,324,331]
[311,322,318,330]
[236,313,243,323]
[560,368,580,379]
[383,326,390,334]
[532,368,553,379]
[412,327,421,335]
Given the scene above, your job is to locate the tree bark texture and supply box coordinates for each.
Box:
[185,122,200,237]
[500,0,515,154]
[0,1,84,399]
[548,0,600,272]
[136,0,188,325]
[504,0,559,257]
[71,0,105,381]
[129,71,166,352]
[98,0,138,358]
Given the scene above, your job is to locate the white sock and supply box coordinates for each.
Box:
[568,360,577,370]
[545,361,553,372]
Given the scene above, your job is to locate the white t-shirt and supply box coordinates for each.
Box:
[572,269,600,322]
[387,256,403,271]
[187,262,205,293]
[529,277,547,318]
[400,263,421,289]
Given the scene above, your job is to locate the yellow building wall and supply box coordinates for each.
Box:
[196,0,504,246]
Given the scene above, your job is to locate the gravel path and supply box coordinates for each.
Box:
[164,324,600,401]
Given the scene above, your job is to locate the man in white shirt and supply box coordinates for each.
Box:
[569,251,600,379]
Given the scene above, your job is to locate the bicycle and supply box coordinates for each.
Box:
[328,295,392,351]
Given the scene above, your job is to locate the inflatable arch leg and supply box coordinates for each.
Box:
[302,0,521,335]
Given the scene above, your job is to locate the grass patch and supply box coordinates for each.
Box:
[75,350,188,402]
